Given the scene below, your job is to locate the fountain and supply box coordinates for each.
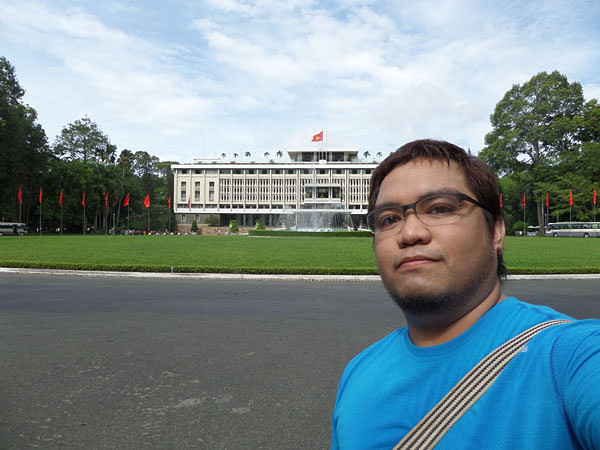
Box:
[276,204,353,231]
[275,183,354,231]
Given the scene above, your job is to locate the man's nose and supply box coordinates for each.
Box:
[396,209,431,247]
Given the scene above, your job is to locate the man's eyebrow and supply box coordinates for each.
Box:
[374,188,462,208]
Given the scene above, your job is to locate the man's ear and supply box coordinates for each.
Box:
[493,217,505,254]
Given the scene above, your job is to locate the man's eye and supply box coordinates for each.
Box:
[424,204,456,215]
[378,213,401,229]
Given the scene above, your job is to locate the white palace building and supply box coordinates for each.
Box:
[171,147,379,231]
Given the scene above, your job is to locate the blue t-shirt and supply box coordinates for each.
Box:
[332,297,600,449]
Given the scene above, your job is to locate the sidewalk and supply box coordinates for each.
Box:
[2,267,600,281]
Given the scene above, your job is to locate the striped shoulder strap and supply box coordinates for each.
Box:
[393,319,572,450]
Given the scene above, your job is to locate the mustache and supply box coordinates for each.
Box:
[393,251,444,268]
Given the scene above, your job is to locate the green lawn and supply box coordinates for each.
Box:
[0,235,598,274]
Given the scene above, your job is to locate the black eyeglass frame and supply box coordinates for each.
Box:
[366,192,490,235]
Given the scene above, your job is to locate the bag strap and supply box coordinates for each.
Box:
[393,319,572,450]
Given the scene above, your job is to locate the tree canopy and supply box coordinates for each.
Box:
[480,71,597,234]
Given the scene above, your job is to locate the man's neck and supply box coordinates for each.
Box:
[405,282,507,347]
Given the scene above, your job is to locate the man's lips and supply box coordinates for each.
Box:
[394,255,440,270]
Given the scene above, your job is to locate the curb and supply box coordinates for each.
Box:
[2,267,600,281]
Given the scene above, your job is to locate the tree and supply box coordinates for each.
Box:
[0,57,49,223]
[376,152,383,159]
[191,219,198,233]
[245,151,251,158]
[256,218,265,230]
[480,71,585,235]
[363,151,370,159]
[230,219,239,234]
[221,153,226,159]
[276,150,283,158]
[53,116,116,164]
[233,153,238,159]
[264,152,270,158]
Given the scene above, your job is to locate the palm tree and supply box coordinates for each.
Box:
[233,153,239,159]
[276,150,283,158]
[221,152,226,159]
[376,152,382,159]
[363,150,371,159]
[245,151,251,158]
[264,151,270,158]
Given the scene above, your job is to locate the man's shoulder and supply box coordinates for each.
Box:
[340,328,406,380]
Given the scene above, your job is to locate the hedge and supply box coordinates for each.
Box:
[248,230,372,237]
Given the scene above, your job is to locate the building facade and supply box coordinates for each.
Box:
[171,148,378,230]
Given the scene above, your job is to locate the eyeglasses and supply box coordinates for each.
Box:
[366,192,489,236]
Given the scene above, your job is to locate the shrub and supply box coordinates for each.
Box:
[256,218,265,230]
[230,219,239,234]
[510,221,528,236]
[191,220,199,233]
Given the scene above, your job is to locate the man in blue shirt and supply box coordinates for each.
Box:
[332,139,600,449]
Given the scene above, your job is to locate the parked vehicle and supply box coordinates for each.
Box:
[546,222,600,238]
[0,222,28,236]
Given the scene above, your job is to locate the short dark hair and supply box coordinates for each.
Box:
[368,139,506,278]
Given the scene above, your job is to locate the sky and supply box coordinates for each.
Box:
[1,0,599,164]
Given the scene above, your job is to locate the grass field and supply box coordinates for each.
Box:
[0,235,599,274]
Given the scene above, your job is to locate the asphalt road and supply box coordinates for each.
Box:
[1,274,599,449]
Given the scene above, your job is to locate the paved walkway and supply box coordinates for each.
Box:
[1,267,600,281]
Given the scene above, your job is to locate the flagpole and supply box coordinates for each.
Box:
[84,204,86,235]
[60,204,63,236]
[147,206,150,233]
[39,202,42,237]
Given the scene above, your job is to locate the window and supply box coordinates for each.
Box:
[220,169,231,174]
[194,169,203,174]
[302,169,312,174]
[260,169,269,174]
[181,170,188,174]
[318,169,327,175]
[286,169,295,174]
[209,181,215,201]
[195,181,201,201]
[181,214,186,223]
[364,169,372,174]
[180,181,187,201]
[273,169,282,174]
[247,169,256,174]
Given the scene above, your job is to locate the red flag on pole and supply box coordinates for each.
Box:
[187,197,191,210]
[522,192,526,207]
[59,190,63,206]
[105,192,109,208]
[499,193,503,209]
[123,193,130,207]
[82,191,86,206]
[594,188,597,206]
[569,189,573,206]
[18,186,23,204]
[39,188,43,205]
[311,131,323,142]
[144,194,150,208]
[168,196,172,210]
[546,191,549,208]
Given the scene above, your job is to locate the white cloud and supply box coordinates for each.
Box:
[0,0,597,162]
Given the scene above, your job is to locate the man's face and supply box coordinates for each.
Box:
[373,159,504,320]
